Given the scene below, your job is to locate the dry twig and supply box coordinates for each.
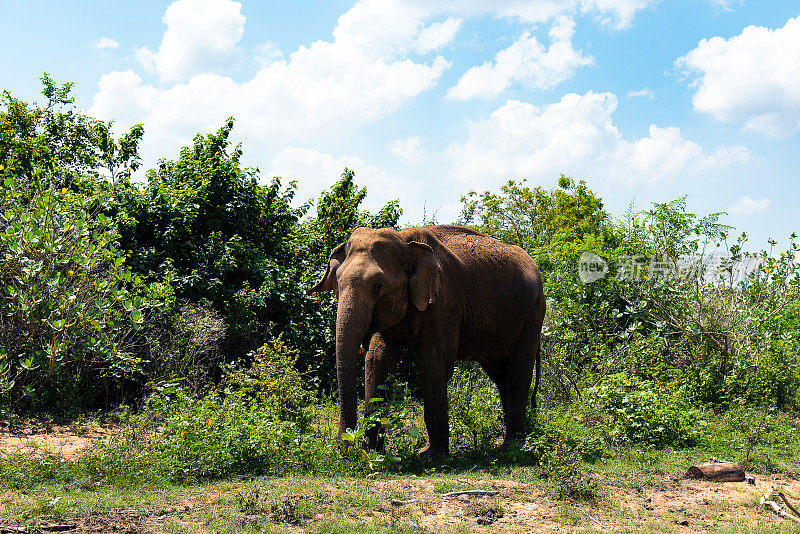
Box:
[441,490,499,498]
[777,490,800,519]
[390,498,417,506]
[760,487,800,523]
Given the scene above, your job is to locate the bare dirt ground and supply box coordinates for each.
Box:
[0,421,116,459]
[2,474,799,532]
[2,427,800,532]
[0,509,147,534]
[361,474,800,532]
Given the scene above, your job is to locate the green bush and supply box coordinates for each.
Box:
[115,120,303,360]
[448,361,504,451]
[0,181,160,411]
[702,406,800,473]
[224,335,311,426]
[143,302,225,390]
[136,337,331,481]
[589,373,703,447]
[526,407,607,463]
[538,435,601,502]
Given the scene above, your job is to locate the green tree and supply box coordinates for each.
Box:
[299,168,401,266]
[0,73,143,193]
[116,118,302,356]
[458,175,610,251]
[0,77,158,413]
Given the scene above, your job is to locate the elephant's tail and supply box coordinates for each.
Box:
[531,342,541,415]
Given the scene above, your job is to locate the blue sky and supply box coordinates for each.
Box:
[2,0,798,248]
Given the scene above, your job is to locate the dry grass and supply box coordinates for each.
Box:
[2,473,800,533]
[2,420,800,532]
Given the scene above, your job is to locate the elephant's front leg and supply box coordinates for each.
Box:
[417,334,458,457]
[364,333,400,450]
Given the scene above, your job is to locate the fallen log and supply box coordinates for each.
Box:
[685,462,745,482]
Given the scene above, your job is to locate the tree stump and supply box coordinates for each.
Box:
[685,462,746,482]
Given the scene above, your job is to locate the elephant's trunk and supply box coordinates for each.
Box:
[335,289,372,439]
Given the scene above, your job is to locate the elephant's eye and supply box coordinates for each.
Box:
[374,281,384,291]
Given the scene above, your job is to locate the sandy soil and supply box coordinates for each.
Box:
[0,422,116,459]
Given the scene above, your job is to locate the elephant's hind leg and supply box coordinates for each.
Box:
[480,361,511,442]
[503,312,541,444]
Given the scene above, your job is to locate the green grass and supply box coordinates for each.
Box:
[3,467,800,533]
[1,404,799,532]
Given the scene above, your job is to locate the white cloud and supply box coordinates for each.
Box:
[447,92,750,188]
[577,0,658,29]
[91,0,659,145]
[626,87,654,99]
[417,17,462,52]
[253,41,283,66]
[92,53,449,149]
[135,0,246,83]
[269,147,422,213]
[324,0,652,59]
[677,15,800,138]
[91,1,451,156]
[727,196,772,216]
[447,16,593,99]
[94,37,119,50]
[331,0,458,57]
[89,0,660,205]
[417,0,657,30]
[391,136,425,165]
[709,0,741,11]
[615,124,749,183]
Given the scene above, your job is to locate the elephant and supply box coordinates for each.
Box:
[308,224,545,456]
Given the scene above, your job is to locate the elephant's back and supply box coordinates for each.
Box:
[401,226,542,358]
[400,224,543,313]
[400,225,540,280]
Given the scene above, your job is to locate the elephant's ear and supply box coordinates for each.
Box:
[308,242,346,296]
[407,241,441,312]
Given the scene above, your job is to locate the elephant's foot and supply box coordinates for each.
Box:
[418,443,449,457]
